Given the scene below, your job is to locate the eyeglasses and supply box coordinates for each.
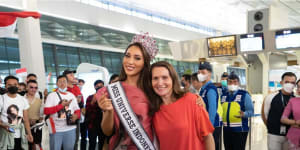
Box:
[29,86,38,89]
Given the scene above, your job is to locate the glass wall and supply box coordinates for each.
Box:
[0,39,20,83]
[0,38,199,90]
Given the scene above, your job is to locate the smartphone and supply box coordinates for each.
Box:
[8,127,15,133]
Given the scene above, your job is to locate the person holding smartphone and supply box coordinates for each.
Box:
[44,75,80,150]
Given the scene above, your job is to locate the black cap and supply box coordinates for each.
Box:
[228,72,240,81]
[94,80,104,87]
[221,72,229,78]
[198,61,212,72]
[63,69,76,76]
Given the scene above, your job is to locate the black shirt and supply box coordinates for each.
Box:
[267,90,293,136]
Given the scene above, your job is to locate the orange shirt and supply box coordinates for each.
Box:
[153,93,214,150]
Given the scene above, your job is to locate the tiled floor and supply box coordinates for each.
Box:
[247,117,268,150]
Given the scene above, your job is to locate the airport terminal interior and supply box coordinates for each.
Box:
[1,0,300,150]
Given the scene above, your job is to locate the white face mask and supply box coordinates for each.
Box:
[197,73,207,82]
[228,85,239,92]
[58,87,67,93]
[283,83,295,93]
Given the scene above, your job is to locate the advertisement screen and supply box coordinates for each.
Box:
[207,35,237,57]
[240,33,264,52]
[276,28,300,49]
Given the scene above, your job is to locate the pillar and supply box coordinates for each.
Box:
[17,0,46,90]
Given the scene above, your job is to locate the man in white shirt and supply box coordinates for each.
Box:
[44,75,80,150]
[262,72,296,150]
[0,75,33,150]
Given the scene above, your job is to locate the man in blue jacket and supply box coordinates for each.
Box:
[221,73,254,150]
[198,61,222,150]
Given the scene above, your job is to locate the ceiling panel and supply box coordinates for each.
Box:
[37,15,172,55]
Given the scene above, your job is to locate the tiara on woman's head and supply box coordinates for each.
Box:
[131,32,159,61]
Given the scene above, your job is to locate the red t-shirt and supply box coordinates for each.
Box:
[67,84,82,97]
[67,84,83,105]
[153,93,214,150]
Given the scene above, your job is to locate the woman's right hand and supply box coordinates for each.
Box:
[97,93,113,111]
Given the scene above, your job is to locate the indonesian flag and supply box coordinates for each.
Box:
[0,11,41,38]
[16,67,27,77]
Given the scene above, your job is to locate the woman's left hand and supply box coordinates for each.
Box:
[196,95,205,107]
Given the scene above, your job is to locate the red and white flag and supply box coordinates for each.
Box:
[16,67,27,77]
[0,11,41,38]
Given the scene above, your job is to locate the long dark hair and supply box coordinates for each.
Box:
[149,61,186,116]
[119,42,154,105]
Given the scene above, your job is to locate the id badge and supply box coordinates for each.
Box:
[280,125,286,134]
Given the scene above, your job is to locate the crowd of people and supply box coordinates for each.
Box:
[0,32,299,150]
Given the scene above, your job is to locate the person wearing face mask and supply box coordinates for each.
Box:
[85,80,106,150]
[220,73,254,150]
[198,61,222,150]
[44,75,80,150]
[218,72,228,96]
[191,73,202,94]
[18,82,27,96]
[78,79,85,91]
[262,72,297,150]
[63,69,84,150]
[0,75,33,150]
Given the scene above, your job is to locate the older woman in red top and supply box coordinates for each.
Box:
[150,61,215,150]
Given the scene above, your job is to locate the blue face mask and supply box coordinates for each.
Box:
[221,80,227,87]
[58,87,67,93]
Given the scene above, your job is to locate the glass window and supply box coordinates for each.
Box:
[103,52,112,73]
[0,39,9,76]
[65,47,80,69]
[90,49,101,66]
[43,44,56,76]
[111,53,122,74]
[6,39,20,74]
[79,48,92,63]
[56,45,68,74]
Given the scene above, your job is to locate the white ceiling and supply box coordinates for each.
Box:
[112,0,300,34]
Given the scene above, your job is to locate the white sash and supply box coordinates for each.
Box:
[107,82,156,150]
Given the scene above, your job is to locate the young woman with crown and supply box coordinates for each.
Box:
[96,32,207,150]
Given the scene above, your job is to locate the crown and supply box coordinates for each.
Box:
[131,32,159,60]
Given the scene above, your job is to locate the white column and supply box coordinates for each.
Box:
[17,0,46,90]
[257,52,270,97]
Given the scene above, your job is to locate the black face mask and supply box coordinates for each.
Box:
[7,86,18,94]
[96,86,103,92]
[18,91,26,96]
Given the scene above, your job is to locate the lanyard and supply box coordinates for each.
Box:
[280,92,288,108]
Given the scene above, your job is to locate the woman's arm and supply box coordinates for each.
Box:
[281,117,297,126]
[280,99,293,125]
[101,110,114,136]
[97,93,114,136]
[203,133,215,150]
